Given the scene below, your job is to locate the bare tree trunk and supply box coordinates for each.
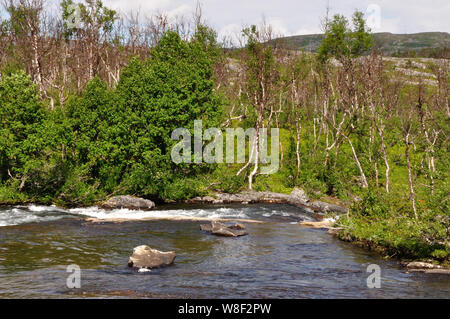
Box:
[417,86,439,195]
[295,120,301,176]
[404,131,418,220]
[275,97,283,168]
[343,133,369,188]
[376,123,390,193]
[31,29,43,91]
[236,133,257,177]
[248,131,260,190]
[248,100,265,189]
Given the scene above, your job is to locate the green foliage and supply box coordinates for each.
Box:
[0,184,29,204]
[61,0,117,39]
[242,25,277,101]
[350,188,393,218]
[0,28,223,204]
[431,249,449,261]
[337,189,449,261]
[317,10,373,63]
[112,30,223,197]
[0,71,45,186]
[5,1,39,38]
[161,176,207,201]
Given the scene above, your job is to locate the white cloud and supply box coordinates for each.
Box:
[266,18,290,37]
[218,23,245,46]
[294,27,322,36]
[103,0,172,15]
[167,4,192,19]
[42,0,450,35]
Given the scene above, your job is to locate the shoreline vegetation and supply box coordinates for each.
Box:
[0,1,448,268]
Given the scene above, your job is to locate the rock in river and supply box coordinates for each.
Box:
[299,219,334,229]
[289,187,310,203]
[128,245,176,269]
[405,262,450,274]
[100,196,155,210]
[200,221,248,237]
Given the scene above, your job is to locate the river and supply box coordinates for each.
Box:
[0,204,448,298]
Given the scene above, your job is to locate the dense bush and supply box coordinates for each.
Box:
[0,30,223,204]
[0,71,46,191]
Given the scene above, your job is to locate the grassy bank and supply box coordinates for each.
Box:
[334,189,449,264]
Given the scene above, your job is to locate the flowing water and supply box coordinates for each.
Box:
[0,204,448,299]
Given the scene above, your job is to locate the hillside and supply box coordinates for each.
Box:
[274,32,450,57]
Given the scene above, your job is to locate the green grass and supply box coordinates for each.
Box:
[0,184,31,205]
[337,214,449,263]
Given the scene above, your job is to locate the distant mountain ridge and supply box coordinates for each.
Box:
[274,32,449,57]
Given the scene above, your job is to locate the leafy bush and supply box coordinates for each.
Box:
[0,71,46,189]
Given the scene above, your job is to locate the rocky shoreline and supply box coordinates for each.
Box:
[184,188,349,216]
[95,189,349,216]
[93,189,349,222]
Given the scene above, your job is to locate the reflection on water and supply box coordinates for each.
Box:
[0,204,449,298]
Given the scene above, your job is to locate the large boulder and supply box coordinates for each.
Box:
[128,245,176,269]
[289,188,310,204]
[100,196,155,210]
[309,201,348,214]
[200,221,248,237]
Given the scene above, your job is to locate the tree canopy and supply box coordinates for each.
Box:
[317,10,373,63]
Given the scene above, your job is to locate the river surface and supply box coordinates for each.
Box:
[0,204,448,299]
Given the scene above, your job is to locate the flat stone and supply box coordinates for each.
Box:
[299,220,334,229]
[200,221,248,237]
[128,245,176,269]
[406,262,443,270]
[408,269,450,275]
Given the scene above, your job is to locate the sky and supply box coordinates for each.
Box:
[98,0,449,39]
[2,0,449,40]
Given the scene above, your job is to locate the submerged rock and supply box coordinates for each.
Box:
[100,196,155,211]
[200,221,248,237]
[200,224,213,232]
[128,245,176,269]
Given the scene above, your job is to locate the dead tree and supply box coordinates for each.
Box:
[236,24,278,189]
